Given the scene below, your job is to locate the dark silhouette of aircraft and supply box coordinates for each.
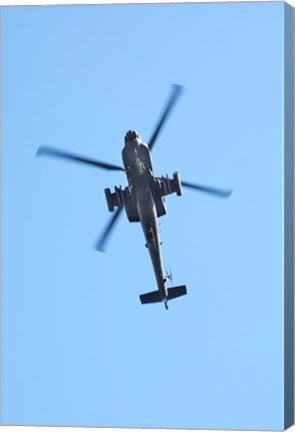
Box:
[37,85,232,309]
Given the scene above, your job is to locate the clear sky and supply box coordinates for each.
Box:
[1,2,287,429]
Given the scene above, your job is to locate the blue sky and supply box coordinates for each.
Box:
[1,2,287,429]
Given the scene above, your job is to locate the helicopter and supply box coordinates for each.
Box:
[37,85,232,310]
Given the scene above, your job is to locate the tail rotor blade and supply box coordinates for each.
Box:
[148,84,183,151]
[165,266,173,287]
[37,146,124,172]
[181,180,233,198]
[95,207,124,252]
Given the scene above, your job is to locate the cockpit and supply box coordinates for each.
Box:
[124,130,141,146]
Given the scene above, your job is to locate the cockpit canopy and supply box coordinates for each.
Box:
[124,130,141,145]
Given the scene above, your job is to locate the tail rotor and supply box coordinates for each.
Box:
[165,266,173,287]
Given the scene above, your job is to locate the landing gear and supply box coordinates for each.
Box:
[164,299,169,310]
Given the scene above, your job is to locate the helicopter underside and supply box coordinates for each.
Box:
[36,84,231,308]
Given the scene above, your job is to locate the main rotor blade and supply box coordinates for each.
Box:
[37,146,124,172]
[95,207,124,252]
[148,84,183,151]
[181,180,233,198]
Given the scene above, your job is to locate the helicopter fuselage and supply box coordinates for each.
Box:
[122,136,168,301]
[103,130,187,308]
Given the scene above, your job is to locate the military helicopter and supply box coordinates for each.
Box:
[37,85,232,310]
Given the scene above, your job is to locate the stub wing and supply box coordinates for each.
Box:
[156,172,183,197]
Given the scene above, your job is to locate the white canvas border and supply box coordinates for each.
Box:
[0,1,294,432]
[0,0,294,7]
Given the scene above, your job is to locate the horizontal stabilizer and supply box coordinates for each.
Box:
[140,285,187,305]
[140,290,162,304]
[167,285,187,300]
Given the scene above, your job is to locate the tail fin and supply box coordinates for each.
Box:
[140,285,187,305]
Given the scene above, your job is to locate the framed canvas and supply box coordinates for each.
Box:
[1,1,294,431]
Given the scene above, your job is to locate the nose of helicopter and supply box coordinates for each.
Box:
[124,130,140,144]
